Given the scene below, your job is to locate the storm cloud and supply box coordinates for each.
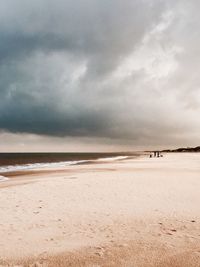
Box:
[0,0,200,148]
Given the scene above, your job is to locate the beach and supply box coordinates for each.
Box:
[0,153,200,266]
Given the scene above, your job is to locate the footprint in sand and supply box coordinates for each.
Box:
[166,232,173,236]
[33,211,40,214]
[94,248,105,257]
[170,229,177,232]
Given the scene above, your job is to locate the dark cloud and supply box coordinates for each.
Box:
[0,0,200,146]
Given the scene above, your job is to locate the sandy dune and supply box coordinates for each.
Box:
[0,153,200,266]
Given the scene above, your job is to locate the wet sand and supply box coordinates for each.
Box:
[0,153,200,266]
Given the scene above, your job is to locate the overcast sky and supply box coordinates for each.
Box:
[0,0,200,152]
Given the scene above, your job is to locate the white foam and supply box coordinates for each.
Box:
[0,175,9,182]
[0,160,89,174]
[97,156,129,162]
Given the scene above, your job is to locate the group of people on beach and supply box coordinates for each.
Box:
[149,151,163,158]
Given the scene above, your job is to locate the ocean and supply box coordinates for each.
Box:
[0,152,135,179]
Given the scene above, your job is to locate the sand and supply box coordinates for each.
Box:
[0,153,200,266]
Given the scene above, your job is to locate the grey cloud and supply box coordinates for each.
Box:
[0,0,200,146]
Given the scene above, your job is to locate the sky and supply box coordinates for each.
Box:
[0,0,200,152]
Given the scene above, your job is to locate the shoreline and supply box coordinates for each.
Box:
[0,154,138,180]
[0,153,200,266]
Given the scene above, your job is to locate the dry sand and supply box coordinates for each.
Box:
[0,153,200,266]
